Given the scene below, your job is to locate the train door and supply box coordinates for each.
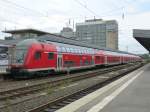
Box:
[57,55,62,71]
[92,55,95,65]
[105,55,107,65]
[120,56,122,64]
[101,55,104,64]
[122,57,125,63]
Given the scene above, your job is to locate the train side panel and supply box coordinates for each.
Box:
[24,43,57,71]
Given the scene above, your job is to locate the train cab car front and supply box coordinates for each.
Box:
[10,39,39,79]
[10,64,31,79]
[11,64,24,73]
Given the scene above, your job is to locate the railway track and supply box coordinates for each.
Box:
[0,64,129,100]
[27,63,143,112]
[0,62,144,112]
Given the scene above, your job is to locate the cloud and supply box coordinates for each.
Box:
[0,0,149,54]
[114,11,150,54]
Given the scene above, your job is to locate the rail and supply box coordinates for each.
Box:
[0,62,144,112]
[27,63,143,112]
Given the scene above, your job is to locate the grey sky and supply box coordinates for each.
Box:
[0,0,149,54]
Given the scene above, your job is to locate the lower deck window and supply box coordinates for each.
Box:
[64,61,75,67]
[84,60,91,65]
[48,53,54,60]
[95,56,103,62]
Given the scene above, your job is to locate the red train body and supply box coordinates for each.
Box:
[9,39,141,78]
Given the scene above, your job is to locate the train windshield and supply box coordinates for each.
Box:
[15,39,38,64]
[15,47,27,64]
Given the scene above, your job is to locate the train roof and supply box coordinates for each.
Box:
[37,34,117,51]
[36,34,139,56]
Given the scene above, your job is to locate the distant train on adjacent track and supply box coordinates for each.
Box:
[0,44,9,66]
[8,37,141,78]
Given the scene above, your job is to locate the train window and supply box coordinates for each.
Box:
[82,50,84,54]
[78,49,81,53]
[84,60,90,65]
[81,49,84,54]
[70,48,74,53]
[96,56,100,60]
[61,47,66,52]
[73,48,75,53]
[76,49,79,53]
[79,49,82,54]
[83,49,85,53]
[81,49,83,54]
[91,50,94,54]
[84,49,87,54]
[85,49,87,53]
[80,50,82,54]
[64,61,74,67]
[82,49,84,54]
[66,48,70,52]
[56,46,61,52]
[73,48,76,53]
[74,48,77,53]
[35,51,41,60]
[73,48,77,53]
[48,53,54,60]
[69,48,72,53]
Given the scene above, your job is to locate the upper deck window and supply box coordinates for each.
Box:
[56,46,61,52]
[61,47,66,52]
[70,48,74,53]
[66,48,70,52]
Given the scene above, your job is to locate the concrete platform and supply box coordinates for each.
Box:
[56,63,150,112]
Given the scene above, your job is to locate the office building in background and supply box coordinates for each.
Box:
[76,19,118,50]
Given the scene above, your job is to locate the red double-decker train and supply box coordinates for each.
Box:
[9,38,141,78]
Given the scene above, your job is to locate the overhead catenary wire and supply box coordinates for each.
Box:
[73,0,127,19]
[0,15,34,30]
[0,0,141,31]
[0,0,46,17]
[0,0,49,30]
[0,0,130,23]
[73,0,100,17]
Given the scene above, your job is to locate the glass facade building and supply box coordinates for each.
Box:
[76,19,118,50]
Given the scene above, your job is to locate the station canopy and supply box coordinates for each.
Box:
[133,29,150,52]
